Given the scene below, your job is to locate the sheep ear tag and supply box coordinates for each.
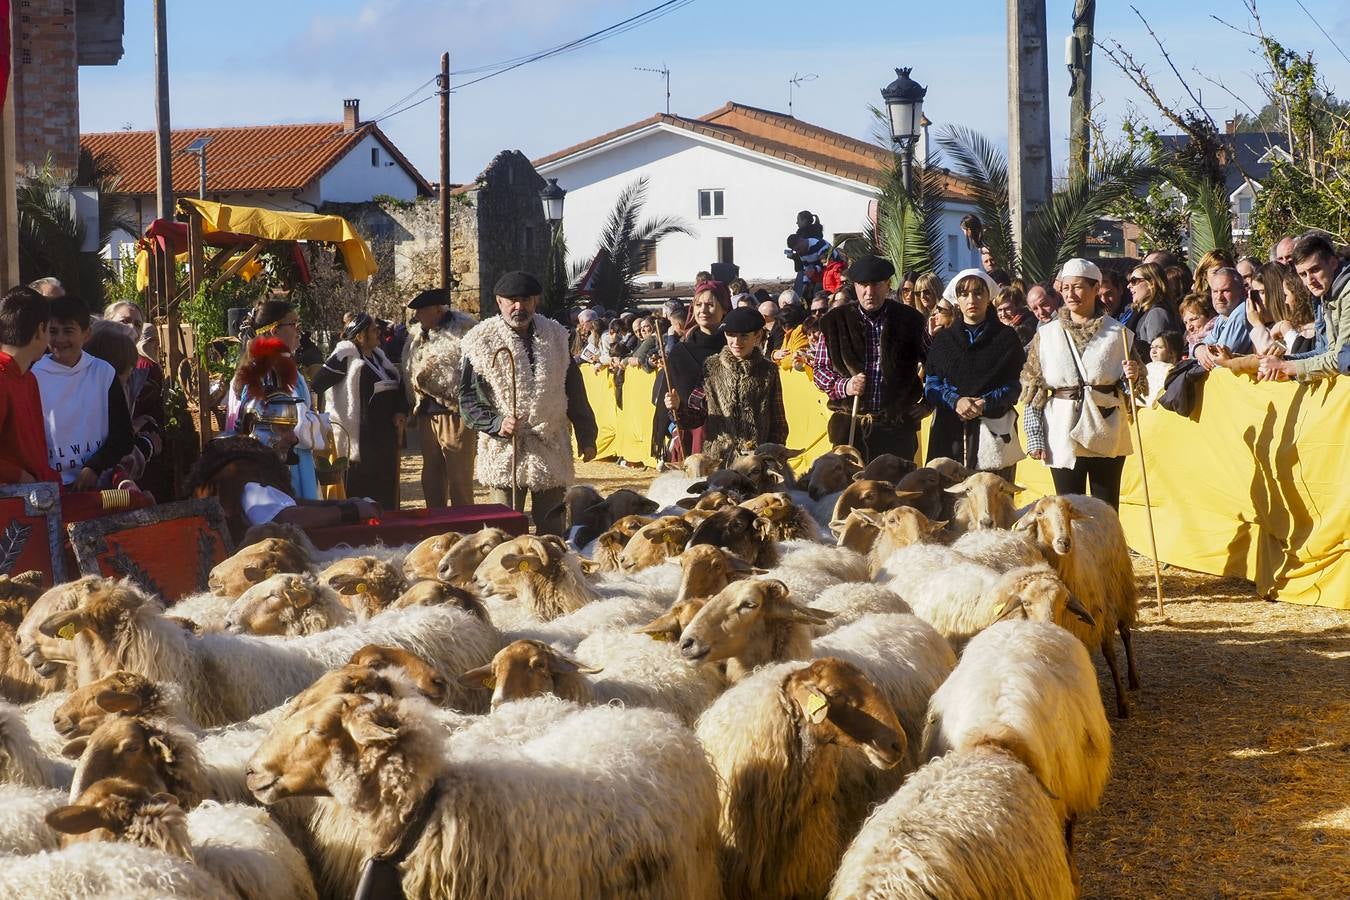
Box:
[482,676,496,689]
[517,559,532,573]
[648,631,672,643]
[805,689,829,723]
[57,623,76,640]
[356,582,369,594]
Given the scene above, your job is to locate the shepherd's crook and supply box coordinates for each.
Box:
[656,330,684,466]
[492,346,520,511]
[847,392,861,448]
[1120,332,1165,616]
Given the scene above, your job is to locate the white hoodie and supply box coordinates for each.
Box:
[33,352,116,484]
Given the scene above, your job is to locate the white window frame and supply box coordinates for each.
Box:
[697,188,725,219]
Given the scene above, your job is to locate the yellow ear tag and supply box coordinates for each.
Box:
[648,631,673,642]
[57,623,76,640]
[518,560,533,573]
[805,690,829,723]
[483,676,496,689]
[356,582,369,594]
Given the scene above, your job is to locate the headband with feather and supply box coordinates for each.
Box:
[234,336,298,399]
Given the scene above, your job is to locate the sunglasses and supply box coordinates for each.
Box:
[1127,276,1145,285]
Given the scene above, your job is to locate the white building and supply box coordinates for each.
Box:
[533,102,982,286]
[83,99,432,262]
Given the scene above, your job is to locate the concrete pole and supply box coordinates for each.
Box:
[0,3,19,288]
[1007,0,1053,262]
[152,0,173,220]
[439,52,451,299]
[1068,0,1096,183]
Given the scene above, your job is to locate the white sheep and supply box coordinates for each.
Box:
[921,619,1112,837]
[828,747,1076,900]
[809,583,913,631]
[1016,493,1140,717]
[948,527,1045,571]
[0,840,234,898]
[223,572,353,636]
[694,657,907,899]
[168,589,237,632]
[945,470,1026,533]
[0,783,64,855]
[0,701,70,790]
[247,693,722,900]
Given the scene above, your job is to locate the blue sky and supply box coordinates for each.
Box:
[78,1,1350,184]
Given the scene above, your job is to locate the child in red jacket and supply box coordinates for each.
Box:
[0,286,58,484]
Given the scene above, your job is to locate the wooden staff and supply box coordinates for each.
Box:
[847,392,861,448]
[1120,331,1165,616]
[656,329,685,466]
[492,346,520,510]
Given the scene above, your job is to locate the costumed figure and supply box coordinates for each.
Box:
[401,289,477,507]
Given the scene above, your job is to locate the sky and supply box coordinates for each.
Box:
[78,1,1350,185]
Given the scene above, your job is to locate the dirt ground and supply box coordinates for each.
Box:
[398,453,1350,898]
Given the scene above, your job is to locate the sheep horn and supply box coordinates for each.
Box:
[943,483,970,495]
[1065,594,1097,627]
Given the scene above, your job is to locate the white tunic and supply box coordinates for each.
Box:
[1038,316,1134,469]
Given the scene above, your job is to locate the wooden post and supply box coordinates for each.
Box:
[187,209,210,446]
[152,0,174,221]
[439,52,451,300]
[1007,0,1054,257]
[1068,0,1096,183]
[0,5,18,291]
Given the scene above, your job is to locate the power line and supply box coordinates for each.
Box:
[1292,0,1350,66]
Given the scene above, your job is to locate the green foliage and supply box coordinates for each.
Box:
[541,224,569,321]
[17,159,111,302]
[1107,120,1188,257]
[936,126,1016,273]
[1166,161,1234,266]
[571,178,694,313]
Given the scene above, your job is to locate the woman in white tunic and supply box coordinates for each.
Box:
[1019,258,1146,510]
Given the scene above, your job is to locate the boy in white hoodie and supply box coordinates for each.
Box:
[32,295,133,489]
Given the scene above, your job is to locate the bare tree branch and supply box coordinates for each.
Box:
[1130,5,1216,127]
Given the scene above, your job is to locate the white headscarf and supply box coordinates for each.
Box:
[942,268,1002,304]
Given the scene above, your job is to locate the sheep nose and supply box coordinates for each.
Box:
[53,715,73,736]
[1054,540,1071,554]
[979,516,994,528]
[679,637,709,661]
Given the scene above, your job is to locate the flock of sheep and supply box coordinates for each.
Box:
[0,442,1141,899]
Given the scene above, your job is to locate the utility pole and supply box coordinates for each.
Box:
[1067,0,1096,183]
[439,52,451,301]
[152,0,174,221]
[1007,0,1053,258]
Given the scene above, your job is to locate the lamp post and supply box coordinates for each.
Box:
[880,67,927,195]
[181,136,214,200]
[540,178,566,233]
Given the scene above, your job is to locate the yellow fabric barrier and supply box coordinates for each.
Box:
[578,366,1346,609]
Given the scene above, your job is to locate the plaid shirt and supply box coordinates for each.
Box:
[811,304,888,412]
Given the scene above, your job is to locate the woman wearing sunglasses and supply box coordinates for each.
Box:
[1125,262,1183,346]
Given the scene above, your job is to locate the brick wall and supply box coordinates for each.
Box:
[13,0,81,175]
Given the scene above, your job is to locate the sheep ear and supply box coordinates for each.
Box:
[780,604,835,626]
[725,555,765,577]
[687,481,708,494]
[757,579,792,604]
[802,687,831,724]
[996,594,1025,621]
[674,497,697,510]
[346,705,402,747]
[753,516,774,541]
[499,553,529,573]
[636,617,678,642]
[148,734,176,764]
[288,586,319,610]
[549,653,603,676]
[96,689,144,715]
[1005,482,1029,494]
[893,490,924,501]
[1065,594,1097,627]
[242,564,273,582]
[458,664,496,689]
[944,483,969,495]
[39,609,88,640]
[1012,510,1037,532]
[926,519,949,533]
[540,535,568,556]
[46,805,113,835]
[578,558,601,575]
[14,571,44,588]
[637,498,660,514]
[60,737,89,759]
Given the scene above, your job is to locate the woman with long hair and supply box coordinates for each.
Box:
[311,312,408,508]
[1192,249,1235,298]
[1248,262,1317,355]
[1125,262,1183,345]
[651,283,728,460]
[913,272,944,316]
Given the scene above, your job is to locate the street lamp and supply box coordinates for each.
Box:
[540,178,566,230]
[880,67,927,195]
[181,136,215,200]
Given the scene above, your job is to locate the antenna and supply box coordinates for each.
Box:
[788,73,817,116]
[635,64,671,115]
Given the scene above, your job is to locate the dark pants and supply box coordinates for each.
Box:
[828,413,918,464]
[1051,455,1126,510]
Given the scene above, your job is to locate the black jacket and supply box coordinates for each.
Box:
[819,300,927,418]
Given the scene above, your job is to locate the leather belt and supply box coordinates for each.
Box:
[1050,385,1120,400]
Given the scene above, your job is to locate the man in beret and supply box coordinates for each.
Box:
[400,288,478,508]
[665,305,787,454]
[458,271,598,535]
[811,255,927,461]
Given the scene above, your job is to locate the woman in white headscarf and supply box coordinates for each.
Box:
[1019,259,1146,510]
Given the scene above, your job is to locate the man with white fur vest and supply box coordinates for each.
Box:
[459,271,598,535]
[402,288,477,507]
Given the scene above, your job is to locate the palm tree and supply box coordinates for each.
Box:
[865,108,947,278]
[571,177,694,312]
[935,126,1017,274]
[1164,160,1234,266]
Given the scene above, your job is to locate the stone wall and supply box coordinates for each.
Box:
[458,150,551,318]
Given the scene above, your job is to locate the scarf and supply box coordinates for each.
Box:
[326,340,400,463]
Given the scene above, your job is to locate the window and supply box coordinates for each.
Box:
[697,189,725,218]
[717,237,734,264]
[370,147,380,167]
[633,239,658,275]
[947,235,959,271]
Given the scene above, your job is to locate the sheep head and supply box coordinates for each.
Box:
[283,665,397,717]
[991,566,1096,629]
[1014,496,1084,558]
[831,509,882,554]
[62,713,205,809]
[685,469,759,503]
[688,506,777,567]
[853,453,916,484]
[348,645,448,705]
[546,485,604,536]
[47,776,191,859]
[224,572,337,636]
[16,578,84,679]
[674,490,737,512]
[871,506,948,557]
[239,521,318,559]
[53,671,163,739]
[728,450,794,493]
[38,577,154,674]
[678,579,833,664]
[0,571,45,627]
[895,468,945,520]
[804,447,864,500]
[320,556,407,618]
[619,516,694,572]
[924,456,976,485]
[208,537,310,598]
[830,480,922,525]
[403,532,463,581]
[390,579,487,621]
[782,658,906,770]
[592,489,660,523]
[946,471,1026,531]
[437,526,510,586]
[498,534,568,579]
[636,600,706,643]
[459,639,601,709]
[676,544,764,604]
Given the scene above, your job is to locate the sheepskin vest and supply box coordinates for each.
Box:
[462,314,574,490]
[702,348,778,449]
[405,310,475,414]
[819,300,926,417]
[1039,316,1133,468]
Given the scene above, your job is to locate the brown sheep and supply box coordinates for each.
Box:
[346,645,449,705]
[675,544,764,604]
[494,534,598,619]
[829,480,920,526]
[47,776,194,858]
[803,445,865,500]
[673,490,738,512]
[53,671,170,739]
[224,573,350,636]
[389,579,489,622]
[831,508,883,555]
[435,527,511,587]
[618,516,694,572]
[687,506,779,567]
[853,452,917,484]
[458,639,602,709]
[678,579,833,682]
[402,532,463,581]
[1,571,64,702]
[207,538,311,599]
[739,492,821,542]
[590,514,657,572]
[946,471,1026,533]
[317,556,407,619]
[62,713,208,808]
[636,600,707,643]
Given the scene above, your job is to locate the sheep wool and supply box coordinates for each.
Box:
[0,783,64,855]
[0,840,233,899]
[828,747,1075,900]
[462,314,574,490]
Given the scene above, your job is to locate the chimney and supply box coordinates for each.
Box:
[1225,118,1236,136]
[343,99,360,132]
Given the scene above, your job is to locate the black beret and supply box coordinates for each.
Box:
[721,306,766,334]
[847,255,896,283]
[493,270,543,299]
[407,288,446,309]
